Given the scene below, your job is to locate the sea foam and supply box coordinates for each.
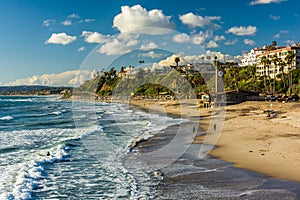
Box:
[0,116,14,121]
[1,125,102,200]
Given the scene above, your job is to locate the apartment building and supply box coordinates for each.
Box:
[256,46,300,78]
[239,47,267,67]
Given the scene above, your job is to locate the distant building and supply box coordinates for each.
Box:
[256,46,300,78]
[239,47,267,67]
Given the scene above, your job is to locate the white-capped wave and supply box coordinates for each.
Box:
[0,116,14,121]
[51,111,62,115]
[0,125,102,200]
[2,99,35,102]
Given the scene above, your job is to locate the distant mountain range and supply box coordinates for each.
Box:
[0,85,72,95]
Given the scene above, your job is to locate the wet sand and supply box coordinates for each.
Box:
[129,99,300,199]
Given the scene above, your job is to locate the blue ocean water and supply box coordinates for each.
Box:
[0,96,186,199]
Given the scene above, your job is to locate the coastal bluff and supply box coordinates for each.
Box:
[0,85,72,96]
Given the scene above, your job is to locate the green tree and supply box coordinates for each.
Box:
[247,65,256,91]
[175,57,180,68]
[226,66,240,92]
[260,56,271,92]
[267,41,277,51]
[271,55,280,94]
[285,50,296,94]
[278,59,287,94]
[108,67,117,78]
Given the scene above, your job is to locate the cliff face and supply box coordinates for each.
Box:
[0,86,73,96]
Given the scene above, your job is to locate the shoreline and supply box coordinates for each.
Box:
[17,94,300,183]
[129,99,300,183]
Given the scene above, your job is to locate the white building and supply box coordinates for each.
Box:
[239,47,267,67]
[256,46,300,78]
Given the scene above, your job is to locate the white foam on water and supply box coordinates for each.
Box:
[0,125,102,200]
[50,111,62,115]
[2,99,35,102]
[0,116,14,121]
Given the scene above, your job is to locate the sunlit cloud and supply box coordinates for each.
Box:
[179,13,221,29]
[61,20,72,26]
[139,51,165,59]
[98,38,139,56]
[224,39,238,45]
[45,33,77,45]
[206,40,219,48]
[226,25,257,36]
[250,0,287,5]
[213,35,226,41]
[172,31,213,45]
[81,31,111,44]
[140,42,159,50]
[113,4,174,34]
[5,70,94,87]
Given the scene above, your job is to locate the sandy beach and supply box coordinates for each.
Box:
[130,99,300,183]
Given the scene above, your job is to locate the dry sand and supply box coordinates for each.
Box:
[129,99,300,183]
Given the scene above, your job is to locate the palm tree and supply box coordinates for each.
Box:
[248,65,256,91]
[227,66,240,92]
[139,60,144,68]
[271,55,280,94]
[260,56,271,92]
[285,50,296,94]
[279,59,287,94]
[175,57,180,69]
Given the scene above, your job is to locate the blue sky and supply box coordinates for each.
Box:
[0,0,299,86]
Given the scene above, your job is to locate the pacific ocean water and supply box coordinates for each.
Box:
[0,95,187,199]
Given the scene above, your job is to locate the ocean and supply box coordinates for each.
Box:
[1,95,300,200]
[0,95,187,199]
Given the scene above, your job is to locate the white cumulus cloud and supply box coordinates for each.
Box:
[113,4,174,34]
[226,26,257,36]
[81,31,111,44]
[213,35,226,41]
[45,33,77,45]
[156,51,241,68]
[244,39,256,45]
[206,40,219,48]
[157,54,186,67]
[140,42,159,50]
[139,51,165,59]
[224,39,238,45]
[5,70,94,87]
[192,30,213,45]
[172,31,213,45]
[98,38,139,56]
[250,0,286,5]
[179,13,221,29]
[173,33,191,43]
[61,20,72,26]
